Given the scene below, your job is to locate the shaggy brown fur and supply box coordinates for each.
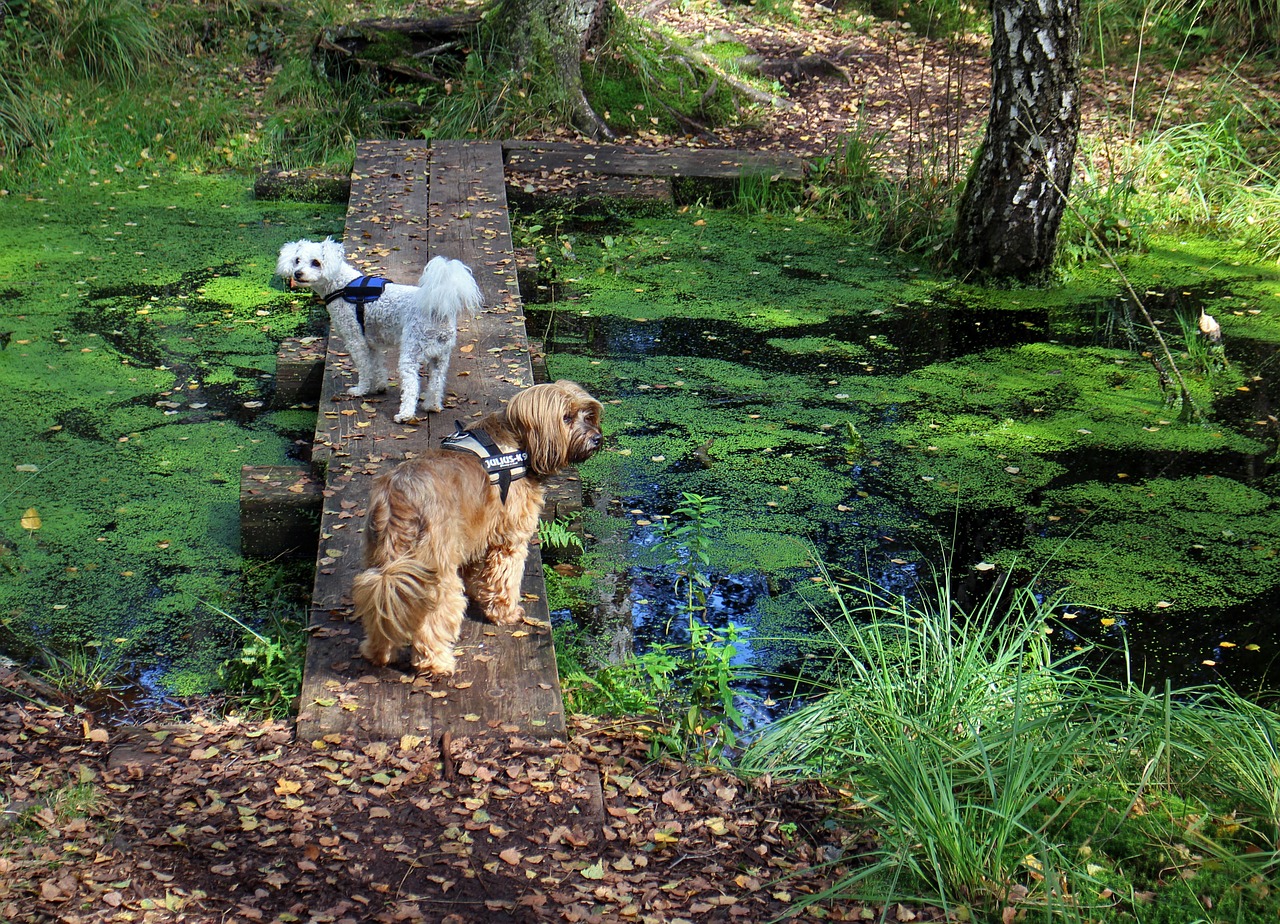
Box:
[353,381,603,674]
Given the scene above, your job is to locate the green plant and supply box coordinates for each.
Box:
[213,603,307,718]
[3,781,101,839]
[48,0,168,83]
[554,622,662,715]
[33,640,131,697]
[743,557,1280,919]
[744,562,1096,919]
[644,493,753,763]
[538,515,585,553]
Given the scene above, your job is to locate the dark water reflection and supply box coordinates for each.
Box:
[530,276,1280,703]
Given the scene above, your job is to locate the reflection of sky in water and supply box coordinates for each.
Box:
[531,267,1280,698]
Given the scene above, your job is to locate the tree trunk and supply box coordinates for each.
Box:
[485,0,617,140]
[952,0,1082,280]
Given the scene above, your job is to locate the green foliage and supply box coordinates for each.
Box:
[2,781,101,839]
[40,0,167,83]
[554,494,752,764]
[842,0,986,38]
[1082,0,1280,57]
[796,123,958,255]
[584,17,740,137]
[538,515,585,554]
[214,602,308,718]
[555,623,663,716]
[743,561,1280,920]
[32,640,131,696]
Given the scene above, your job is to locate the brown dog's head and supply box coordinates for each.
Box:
[505,380,603,475]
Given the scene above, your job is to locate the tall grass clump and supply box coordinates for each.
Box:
[744,565,1097,919]
[743,561,1280,920]
[1081,0,1279,56]
[1066,114,1280,263]
[46,0,167,82]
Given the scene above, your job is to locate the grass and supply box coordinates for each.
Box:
[741,559,1280,921]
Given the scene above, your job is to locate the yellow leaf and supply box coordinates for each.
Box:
[21,507,41,531]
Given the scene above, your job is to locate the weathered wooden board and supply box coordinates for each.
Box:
[239,464,323,560]
[502,139,806,180]
[296,140,568,744]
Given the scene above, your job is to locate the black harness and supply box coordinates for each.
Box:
[440,423,529,504]
[323,275,388,334]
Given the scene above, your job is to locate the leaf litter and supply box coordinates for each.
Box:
[0,676,942,923]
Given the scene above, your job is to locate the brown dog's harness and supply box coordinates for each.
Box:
[440,423,528,503]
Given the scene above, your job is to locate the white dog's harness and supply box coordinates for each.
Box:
[440,423,529,504]
[324,275,388,334]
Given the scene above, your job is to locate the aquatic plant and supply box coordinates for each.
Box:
[532,205,1280,685]
[0,174,342,694]
[214,601,308,718]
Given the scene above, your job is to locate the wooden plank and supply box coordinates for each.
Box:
[239,464,322,559]
[297,140,569,744]
[502,139,806,181]
[271,335,327,409]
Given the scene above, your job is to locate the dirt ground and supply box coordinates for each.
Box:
[1,681,940,924]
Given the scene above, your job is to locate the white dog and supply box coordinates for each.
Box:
[276,237,483,422]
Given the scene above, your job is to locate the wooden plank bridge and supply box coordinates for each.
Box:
[244,139,805,744]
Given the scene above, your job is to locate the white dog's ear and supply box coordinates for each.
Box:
[275,241,301,278]
[321,237,346,266]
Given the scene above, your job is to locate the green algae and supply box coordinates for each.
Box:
[0,174,342,694]
[1011,476,1280,613]
[531,207,1280,680]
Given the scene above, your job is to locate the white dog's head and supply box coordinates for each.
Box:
[276,237,347,291]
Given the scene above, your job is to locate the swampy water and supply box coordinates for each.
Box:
[522,209,1280,695]
[1,176,1278,701]
[0,175,343,693]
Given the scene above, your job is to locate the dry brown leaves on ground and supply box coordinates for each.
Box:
[0,690,946,924]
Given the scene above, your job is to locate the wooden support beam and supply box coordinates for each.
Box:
[239,465,323,559]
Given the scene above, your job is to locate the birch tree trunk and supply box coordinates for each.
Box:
[485,0,617,140]
[952,0,1082,279]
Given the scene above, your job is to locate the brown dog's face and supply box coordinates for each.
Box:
[507,380,603,475]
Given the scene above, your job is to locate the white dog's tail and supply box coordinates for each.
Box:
[353,559,440,649]
[418,256,483,326]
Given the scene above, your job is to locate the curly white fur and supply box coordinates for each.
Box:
[276,237,483,422]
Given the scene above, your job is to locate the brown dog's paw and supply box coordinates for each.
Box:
[359,638,392,667]
[487,604,526,626]
[411,648,457,676]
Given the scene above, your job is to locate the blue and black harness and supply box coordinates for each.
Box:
[440,422,529,504]
[324,275,388,333]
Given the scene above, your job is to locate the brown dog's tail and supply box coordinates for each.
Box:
[352,558,439,655]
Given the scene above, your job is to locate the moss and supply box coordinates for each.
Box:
[531,209,1280,674]
[1010,476,1280,612]
[0,174,343,693]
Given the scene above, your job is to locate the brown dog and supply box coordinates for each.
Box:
[353,380,603,674]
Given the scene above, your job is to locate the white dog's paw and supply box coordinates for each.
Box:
[393,411,417,424]
[346,385,367,397]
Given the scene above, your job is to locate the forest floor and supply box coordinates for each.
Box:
[4,2,1279,923]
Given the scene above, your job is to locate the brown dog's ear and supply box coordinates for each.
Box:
[506,384,571,475]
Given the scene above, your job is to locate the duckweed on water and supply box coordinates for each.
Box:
[529,207,1280,684]
[0,174,342,694]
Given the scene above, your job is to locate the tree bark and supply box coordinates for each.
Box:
[952,0,1082,280]
[485,0,617,140]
